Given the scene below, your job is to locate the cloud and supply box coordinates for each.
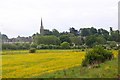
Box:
[0,0,119,38]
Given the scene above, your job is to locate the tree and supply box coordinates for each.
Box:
[96,35,106,45]
[34,35,60,45]
[60,42,70,49]
[59,35,71,43]
[109,41,117,48]
[98,29,102,35]
[30,43,37,48]
[2,34,8,42]
[101,28,109,40]
[44,29,52,35]
[70,36,83,46]
[52,29,60,37]
[67,33,75,37]
[2,43,20,50]
[90,27,97,35]
[109,30,120,42]
[60,31,68,35]
[97,28,109,39]
[80,28,90,36]
[85,35,97,47]
[69,27,79,36]
[80,27,97,36]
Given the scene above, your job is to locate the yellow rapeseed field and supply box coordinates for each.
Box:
[2,50,85,78]
[2,50,118,78]
[112,50,118,58]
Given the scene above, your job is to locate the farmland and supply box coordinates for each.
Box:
[2,50,85,78]
[2,50,118,78]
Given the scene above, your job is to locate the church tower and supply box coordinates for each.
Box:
[40,18,44,35]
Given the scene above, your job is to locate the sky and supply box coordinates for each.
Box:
[0,0,119,38]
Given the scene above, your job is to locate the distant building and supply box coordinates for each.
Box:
[2,36,32,44]
[2,18,45,44]
[40,18,44,35]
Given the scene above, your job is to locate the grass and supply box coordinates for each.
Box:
[2,50,118,78]
[37,58,118,78]
[1,49,84,55]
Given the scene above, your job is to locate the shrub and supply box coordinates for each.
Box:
[37,44,61,49]
[119,49,120,54]
[82,46,113,67]
[2,43,19,50]
[37,44,49,49]
[81,49,85,51]
[60,42,70,49]
[49,44,59,49]
[29,48,36,53]
[30,43,37,48]
[109,41,117,48]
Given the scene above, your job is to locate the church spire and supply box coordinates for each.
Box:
[40,18,44,35]
[41,18,43,28]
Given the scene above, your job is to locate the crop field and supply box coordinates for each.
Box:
[2,50,118,78]
[2,50,85,78]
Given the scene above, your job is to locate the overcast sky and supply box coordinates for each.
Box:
[0,0,119,38]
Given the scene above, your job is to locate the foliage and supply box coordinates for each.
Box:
[29,48,36,53]
[70,36,83,46]
[37,44,60,49]
[60,42,70,49]
[80,27,98,37]
[38,58,118,78]
[96,35,106,44]
[44,29,53,35]
[82,46,113,67]
[85,35,97,47]
[80,28,90,36]
[37,44,49,49]
[69,27,79,36]
[30,43,37,48]
[52,29,60,37]
[109,30,120,42]
[2,27,120,50]
[2,34,8,41]
[85,35,107,47]
[59,35,71,43]
[109,41,117,48]
[34,35,60,45]
[2,43,30,50]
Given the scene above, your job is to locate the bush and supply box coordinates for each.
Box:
[109,41,117,48]
[29,48,36,53]
[81,49,85,51]
[82,46,113,67]
[37,44,61,49]
[60,42,70,49]
[30,43,37,48]
[37,44,49,49]
[119,49,120,54]
[2,43,31,50]
[49,44,59,49]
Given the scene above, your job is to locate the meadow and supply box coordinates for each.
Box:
[2,50,118,78]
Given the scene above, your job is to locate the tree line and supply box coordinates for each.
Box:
[2,27,120,50]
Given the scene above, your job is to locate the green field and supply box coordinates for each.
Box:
[2,50,118,78]
[37,58,118,78]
